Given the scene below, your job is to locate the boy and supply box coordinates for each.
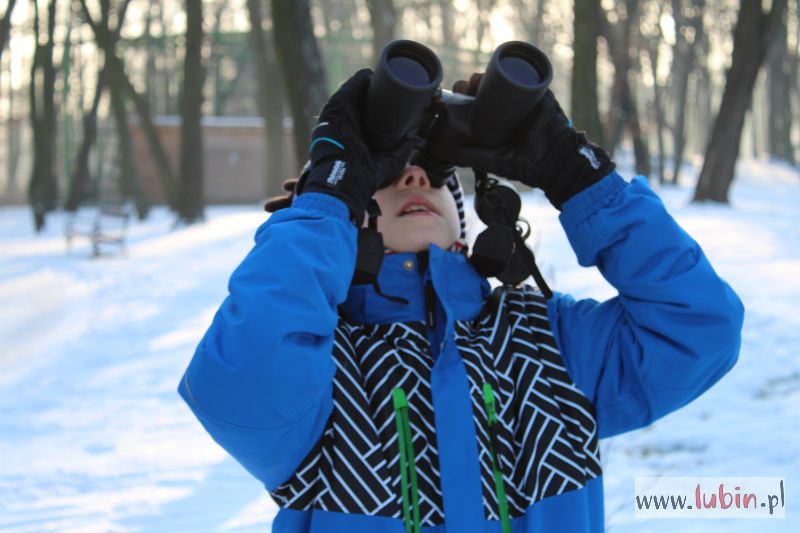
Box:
[179,69,744,532]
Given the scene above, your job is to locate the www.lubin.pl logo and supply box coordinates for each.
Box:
[634,477,786,519]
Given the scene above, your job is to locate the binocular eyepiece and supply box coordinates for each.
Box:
[364,39,553,188]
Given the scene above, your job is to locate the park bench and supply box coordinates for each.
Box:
[64,202,131,257]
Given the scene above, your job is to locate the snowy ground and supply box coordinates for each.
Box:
[1,157,798,532]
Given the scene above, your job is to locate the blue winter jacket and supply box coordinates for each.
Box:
[178,171,744,532]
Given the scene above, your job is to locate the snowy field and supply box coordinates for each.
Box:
[1,157,798,532]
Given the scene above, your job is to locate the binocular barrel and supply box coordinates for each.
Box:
[364,40,443,153]
[364,40,553,183]
[471,41,553,147]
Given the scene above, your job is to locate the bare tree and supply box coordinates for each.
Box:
[271,0,328,170]
[438,0,456,51]
[642,1,668,184]
[247,0,288,198]
[67,0,134,212]
[571,0,606,146]
[108,49,148,217]
[0,0,17,67]
[474,0,497,52]
[694,0,789,203]
[367,0,396,64]
[669,0,705,185]
[209,0,234,115]
[79,0,177,210]
[767,8,795,165]
[690,1,714,159]
[4,61,21,196]
[509,0,547,48]
[600,0,651,177]
[317,0,358,38]
[176,0,205,223]
[28,0,58,231]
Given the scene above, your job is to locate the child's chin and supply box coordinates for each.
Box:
[391,242,431,253]
[388,236,448,253]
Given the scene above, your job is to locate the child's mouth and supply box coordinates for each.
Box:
[401,210,436,217]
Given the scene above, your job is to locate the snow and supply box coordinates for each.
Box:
[1,158,798,531]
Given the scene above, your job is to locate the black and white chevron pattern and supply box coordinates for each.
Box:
[269,287,602,526]
[454,286,602,520]
[270,320,445,524]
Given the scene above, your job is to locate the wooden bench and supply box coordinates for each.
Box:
[65,203,131,257]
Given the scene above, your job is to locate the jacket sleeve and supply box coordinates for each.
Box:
[178,192,356,489]
[545,172,744,439]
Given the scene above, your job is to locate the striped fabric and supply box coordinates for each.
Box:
[445,172,467,242]
[269,286,602,526]
[456,286,603,519]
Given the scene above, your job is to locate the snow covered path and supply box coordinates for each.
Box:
[0,207,279,531]
[1,159,798,532]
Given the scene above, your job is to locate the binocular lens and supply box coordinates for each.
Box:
[499,56,541,87]
[468,41,553,146]
[386,56,432,87]
[366,40,443,169]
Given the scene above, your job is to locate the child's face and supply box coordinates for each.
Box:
[369,165,461,253]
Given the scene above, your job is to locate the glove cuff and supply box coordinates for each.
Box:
[537,130,615,210]
[296,161,371,227]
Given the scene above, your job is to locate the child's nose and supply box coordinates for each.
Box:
[396,166,430,190]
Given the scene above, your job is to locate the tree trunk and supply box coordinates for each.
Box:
[367,0,395,65]
[669,0,705,185]
[571,0,605,146]
[626,76,651,178]
[692,12,713,157]
[439,0,455,50]
[767,9,795,165]
[510,0,549,56]
[66,0,133,211]
[247,0,287,198]
[79,0,177,209]
[177,0,205,223]
[474,0,497,53]
[209,0,229,116]
[109,59,148,218]
[0,0,17,68]
[600,0,631,153]
[5,75,21,194]
[265,43,288,193]
[144,0,156,111]
[158,0,171,115]
[694,0,789,203]
[598,0,650,177]
[28,0,58,231]
[437,0,456,69]
[66,68,105,211]
[271,0,328,171]
[647,40,667,184]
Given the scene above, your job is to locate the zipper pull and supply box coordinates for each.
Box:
[482,383,504,470]
[393,387,421,533]
[483,383,498,425]
[483,383,502,471]
[482,383,512,533]
[393,387,408,410]
[424,280,436,330]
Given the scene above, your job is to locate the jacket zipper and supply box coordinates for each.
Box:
[393,387,421,533]
[483,383,512,533]
[424,279,436,331]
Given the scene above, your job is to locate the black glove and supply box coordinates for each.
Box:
[450,74,615,210]
[295,69,418,226]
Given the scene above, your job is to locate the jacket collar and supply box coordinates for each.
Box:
[343,243,492,325]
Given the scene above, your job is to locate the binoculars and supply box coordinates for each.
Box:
[363,39,553,188]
